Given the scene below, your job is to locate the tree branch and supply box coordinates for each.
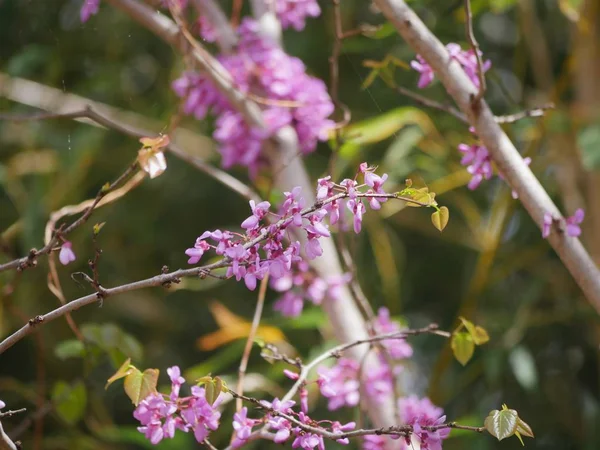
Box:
[371,0,600,311]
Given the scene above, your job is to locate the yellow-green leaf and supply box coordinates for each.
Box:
[459,317,489,345]
[105,358,133,390]
[451,332,475,366]
[124,368,159,406]
[431,206,449,231]
[205,381,217,405]
[484,408,519,441]
[516,417,534,438]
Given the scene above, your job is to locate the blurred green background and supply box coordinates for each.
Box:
[1,0,600,449]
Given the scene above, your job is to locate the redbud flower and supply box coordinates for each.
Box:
[241,200,271,230]
[292,412,326,450]
[59,241,76,266]
[185,238,211,264]
[80,0,100,23]
[275,0,321,31]
[542,212,553,238]
[317,358,360,410]
[274,291,305,317]
[0,400,5,409]
[232,407,257,445]
[331,421,356,445]
[458,143,492,190]
[346,199,366,234]
[373,308,413,359]
[167,366,185,400]
[565,208,585,237]
[398,395,449,450]
[410,55,435,88]
[363,435,388,450]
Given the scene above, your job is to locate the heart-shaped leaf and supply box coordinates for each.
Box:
[484,408,519,441]
[431,206,450,231]
[451,332,475,366]
[105,358,133,390]
[124,368,159,406]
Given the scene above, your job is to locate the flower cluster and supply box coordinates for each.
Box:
[316,308,412,409]
[411,43,491,89]
[542,208,585,239]
[133,367,222,444]
[275,0,321,31]
[173,18,334,175]
[232,397,356,450]
[458,129,531,196]
[184,164,390,296]
[271,260,352,317]
[361,396,449,450]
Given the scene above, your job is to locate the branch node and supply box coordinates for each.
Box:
[28,315,44,326]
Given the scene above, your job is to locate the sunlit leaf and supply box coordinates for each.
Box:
[123,368,159,406]
[451,332,474,366]
[484,408,518,440]
[509,346,538,391]
[362,22,397,39]
[516,417,534,438]
[339,107,437,150]
[105,358,133,390]
[52,380,87,425]
[459,317,489,345]
[431,206,450,231]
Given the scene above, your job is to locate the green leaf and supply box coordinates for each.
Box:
[54,339,85,360]
[339,107,437,153]
[52,380,87,425]
[459,317,489,345]
[509,346,538,391]
[205,381,217,406]
[124,368,159,406]
[106,358,133,390]
[484,408,519,441]
[431,206,449,231]
[363,22,397,39]
[451,332,475,366]
[578,125,600,170]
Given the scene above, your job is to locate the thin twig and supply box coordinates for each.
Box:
[0,159,139,274]
[229,387,483,442]
[494,103,555,124]
[0,410,26,420]
[392,84,468,122]
[464,0,486,105]
[235,274,270,412]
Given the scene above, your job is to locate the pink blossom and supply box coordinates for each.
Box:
[411,43,491,89]
[167,366,185,400]
[565,208,585,237]
[542,212,553,238]
[241,200,271,230]
[331,421,356,445]
[398,395,449,450]
[232,407,257,446]
[185,238,211,264]
[346,199,366,234]
[274,291,305,317]
[59,241,76,266]
[80,0,100,23]
[458,143,493,190]
[317,358,361,410]
[363,435,389,450]
[275,0,321,31]
[292,412,325,450]
[373,308,413,360]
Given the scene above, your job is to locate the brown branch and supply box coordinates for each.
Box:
[464,0,486,105]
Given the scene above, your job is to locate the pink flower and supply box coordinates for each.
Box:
[80,0,100,23]
[59,241,76,266]
[458,143,493,190]
[241,200,271,230]
[331,421,356,445]
[373,308,413,359]
[565,208,585,237]
[363,435,389,450]
[317,358,361,410]
[291,412,325,450]
[185,238,211,264]
[232,407,257,444]
[274,291,305,317]
[275,0,321,31]
[542,212,553,238]
[261,398,295,443]
[410,55,435,88]
[398,395,449,450]
[134,393,178,444]
[167,366,185,400]
[346,199,366,233]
